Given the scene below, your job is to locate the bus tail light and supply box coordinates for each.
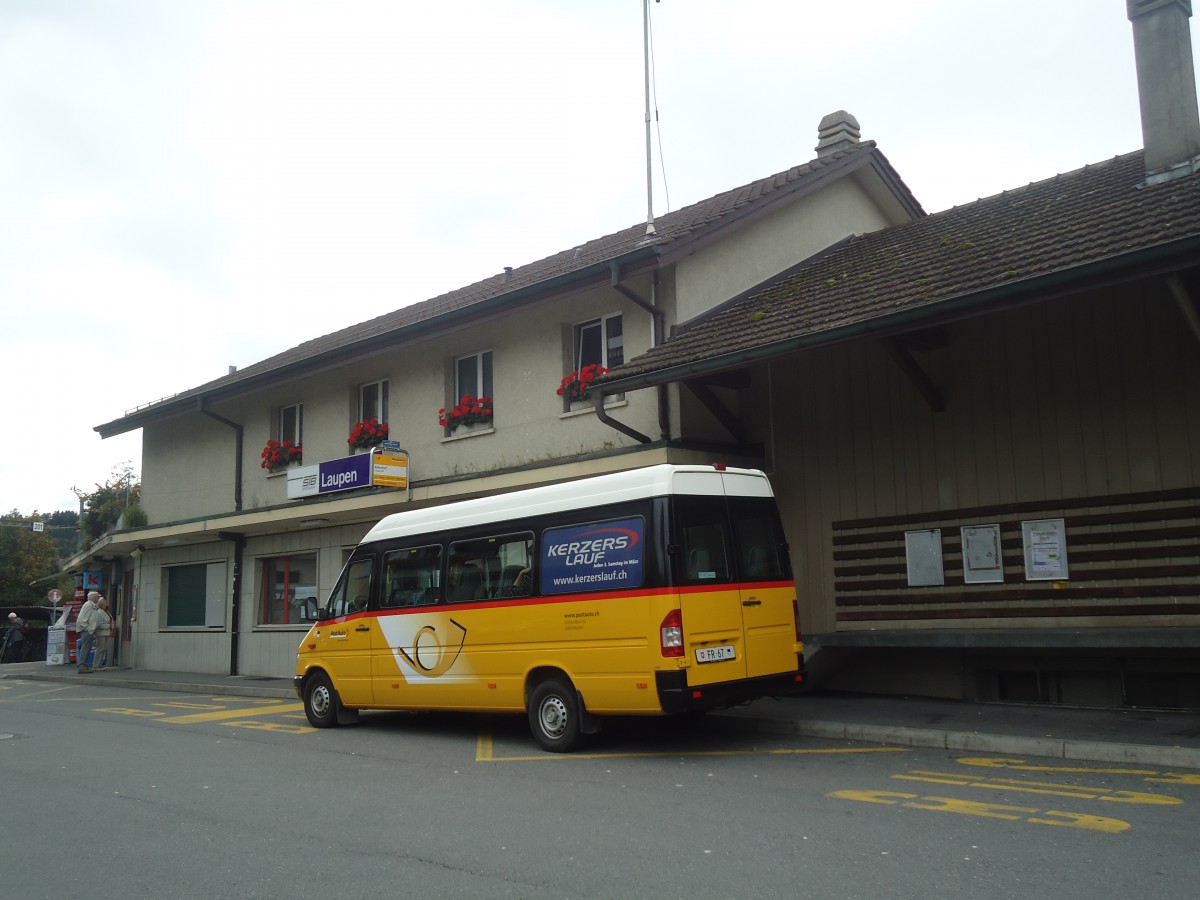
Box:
[660,609,683,657]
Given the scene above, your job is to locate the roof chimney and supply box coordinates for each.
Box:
[1127,0,1200,181]
[815,110,861,158]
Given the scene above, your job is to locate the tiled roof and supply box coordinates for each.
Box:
[602,150,1200,388]
[102,141,903,434]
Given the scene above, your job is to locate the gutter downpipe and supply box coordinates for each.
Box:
[218,531,245,676]
[199,405,243,512]
[608,262,669,442]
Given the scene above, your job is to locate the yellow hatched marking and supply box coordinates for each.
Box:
[958,757,1200,786]
[477,732,494,761]
[158,702,303,724]
[894,770,1182,805]
[153,701,227,710]
[829,789,1130,833]
[97,707,166,718]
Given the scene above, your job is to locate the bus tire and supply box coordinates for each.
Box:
[529,677,584,752]
[303,671,342,729]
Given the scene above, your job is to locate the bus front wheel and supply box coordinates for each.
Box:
[303,672,341,728]
[529,677,584,752]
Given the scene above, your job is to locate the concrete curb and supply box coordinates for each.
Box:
[712,712,1200,770]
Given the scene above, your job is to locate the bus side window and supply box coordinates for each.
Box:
[383,545,442,608]
[448,533,534,601]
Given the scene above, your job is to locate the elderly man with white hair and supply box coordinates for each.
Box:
[75,591,100,673]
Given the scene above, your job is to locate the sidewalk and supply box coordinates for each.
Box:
[4,662,1198,769]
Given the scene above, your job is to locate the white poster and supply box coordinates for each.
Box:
[961,524,1004,584]
[45,625,66,665]
[905,529,944,586]
[1022,518,1069,581]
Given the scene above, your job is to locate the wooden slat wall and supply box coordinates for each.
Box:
[831,486,1200,624]
[757,283,1200,635]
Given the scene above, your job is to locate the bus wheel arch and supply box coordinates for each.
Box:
[302,669,358,728]
[525,669,596,752]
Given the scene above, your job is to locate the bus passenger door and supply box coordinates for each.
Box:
[315,557,377,707]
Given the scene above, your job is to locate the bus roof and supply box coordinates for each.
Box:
[361,464,773,544]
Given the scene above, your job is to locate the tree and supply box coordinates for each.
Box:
[77,464,142,545]
[44,509,80,561]
[0,510,65,604]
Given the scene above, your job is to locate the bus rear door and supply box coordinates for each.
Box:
[672,470,797,688]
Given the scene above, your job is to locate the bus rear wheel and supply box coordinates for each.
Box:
[303,672,341,728]
[529,677,584,752]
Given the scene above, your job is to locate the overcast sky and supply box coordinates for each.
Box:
[1,0,1192,516]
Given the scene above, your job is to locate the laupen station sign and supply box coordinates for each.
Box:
[287,444,408,499]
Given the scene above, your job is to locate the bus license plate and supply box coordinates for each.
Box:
[695,645,736,664]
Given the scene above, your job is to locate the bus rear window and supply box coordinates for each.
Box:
[729,498,789,581]
[673,497,732,585]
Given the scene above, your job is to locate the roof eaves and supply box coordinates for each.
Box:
[599,230,1200,395]
[97,244,663,438]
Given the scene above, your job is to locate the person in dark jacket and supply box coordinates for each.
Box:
[4,612,26,662]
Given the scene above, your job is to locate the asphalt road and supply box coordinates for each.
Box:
[3,679,1198,899]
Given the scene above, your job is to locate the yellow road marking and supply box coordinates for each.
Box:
[225,720,316,734]
[97,707,165,718]
[157,702,303,724]
[893,770,1182,805]
[476,732,909,762]
[957,757,1200,785]
[829,789,1130,833]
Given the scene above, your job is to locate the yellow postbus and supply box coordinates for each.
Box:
[294,464,806,751]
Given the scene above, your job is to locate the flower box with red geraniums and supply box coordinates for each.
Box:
[261,439,302,473]
[347,418,389,451]
[438,396,493,433]
[557,365,609,404]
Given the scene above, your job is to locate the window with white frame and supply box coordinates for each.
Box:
[455,350,493,402]
[575,314,623,371]
[259,553,319,625]
[279,403,303,445]
[359,379,389,424]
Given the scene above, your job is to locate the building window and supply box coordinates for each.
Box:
[164,562,226,628]
[455,350,493,402]
[279,403,303,445]
[360,380,389,424]
[259,554,319,625]
[575,314,623,371]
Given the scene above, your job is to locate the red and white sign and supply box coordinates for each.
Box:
[48,588,62,603]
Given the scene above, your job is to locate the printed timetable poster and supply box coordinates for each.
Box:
[541,518,645,595]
